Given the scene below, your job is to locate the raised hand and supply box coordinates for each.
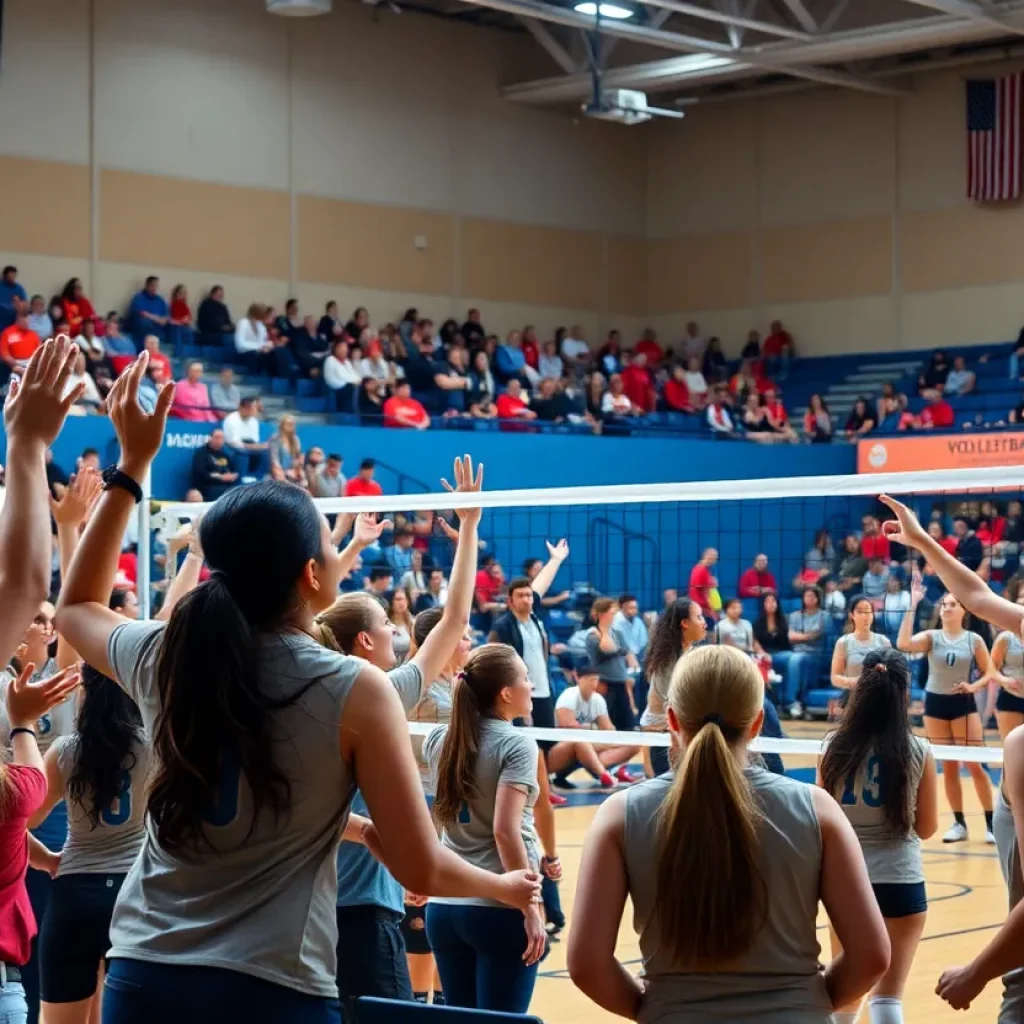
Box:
[7,663,81,729]
[441,455,484,528]
[545,539,569,562]
[50,467,103,529]
[436,516,459,543]
[353,512,393,548]
[910,579,925,608]
[878,495,929,550]
[106,351,175,479]
[4,335,82,446]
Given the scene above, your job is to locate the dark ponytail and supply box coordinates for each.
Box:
[69,665,143,828]
[148,482,326,852]
[645,598,695,687]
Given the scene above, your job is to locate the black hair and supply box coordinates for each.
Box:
[820,648,915,836]
[360,459,375,471]
[148,482,325,852]
[413,606,444,648]
[239,396,257,408]
[69,665,144,828]
[645,597,697,690]
[618,593,636,605]
[506,577,533,597]
[2,266,15,276]
[326,453,342,462]
[369,566,392,582]
[285,298,298,313]
[109,589,132,612]
[754,592,788,636]
[145,275,159,287]
[523,558,541,575]
[81,447,99,459]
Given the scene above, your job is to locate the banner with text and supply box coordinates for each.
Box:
[857,432,1024,474]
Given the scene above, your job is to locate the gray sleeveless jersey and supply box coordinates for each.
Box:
[994,792,1024,1022]
[53,734,150,876]
[0,659,77,755]
[409,679,454,796]
[424,717,540,908]
[829,735,929,885]
[641,664,675,729]
[998,632,1024,684]
[106,620,363,998]
[624,768,833,1023]
[836,632,890,678]
[926,630,980,695]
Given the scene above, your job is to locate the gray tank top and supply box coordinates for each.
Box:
[623,768,832,1023]
[998,632,1024,684]
[837,632,890,678]
[994,791,1024,1021]
[0,659,78,755]
[106,620,363,998]
[53,734,150,876]
[926,630,980,695]
[829,735,929,885]
[409,679,454,796]
[424,717,540,908]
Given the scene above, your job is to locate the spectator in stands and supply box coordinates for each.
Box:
[714,598,755,654]
[598,331,624,377]
[844,397,876,439]
[415,567,447,614]
[688,547,719,622]
[740,329,761,362]
[763,320,793,379]
[875,381,907,427]
[753,594,808,718]
[128,275,169,342]
[467,349,496,402]
[952,515,984,572]
[537,340,563,380]
[359,335,396,388]
[345,458,383,498]
[433,345,471,412]
[25,295,52,339]
[386,528,417,576]
[702,337,726,380]
[682,322,705,363]
[613,594,649,664]
[621,352,655,413]
[528,377,564,425]
[0,265,26,328]
[138,359,169,414]
[880,575,910,636]
[190,429,237,500]
[663,364,693,414]
[317,301,344,348]
[901,393,954,431]
[290,315,328,378]
[927,520,959,557]
[496,379,537,428]
[344,306,369,343]
[0,311,41,383]
[837,534,868,592]
[171,361,217,422]
[222,396,269,479]
[739,554,777,598]
[383,380,430,430]
[520,325,540,375]
[705,385,738,437]
[268,413,305,486]
[210,367,240,416]
[561,326,591,377]
[741,393,780,443]
[822,577,846,617]
[601,374,639,420]
[275,299,301,341]
[169,284,192,327]
[59,277,97,338]
[918,350,950,398]
[461,308,485,348]
[683,356,708,409]
[322,338,361,410]
[234,303,273,373]
[64,348,103,414]
[860,515,891,563]
[729,359,767,404]
[789,586,826,668]
[474,555,506,626]
[862,558,890,606]
[140,335,172,385]
[197,284,234,345]
[803,394,833,443]
[103,314,136,359]
[79,322,115,397]
[804,529,835,583]
[363,567,393,609]
[585,374,606,420]
[305,450,345,498]
[760,387,797,442]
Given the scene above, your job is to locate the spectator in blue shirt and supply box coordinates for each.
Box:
[0,266,27,329]
[494,329,528,385]
[103,313,137,357]
[613,593,649,661]
[26,295,53,339]
[129,275,169,342]
[385,527,416,576]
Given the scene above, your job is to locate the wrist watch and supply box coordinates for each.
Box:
[102,465,144,505]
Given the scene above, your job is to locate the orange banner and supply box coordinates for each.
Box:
[857,432,1024,474]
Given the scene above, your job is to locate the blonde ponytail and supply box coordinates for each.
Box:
[654,645,767,968]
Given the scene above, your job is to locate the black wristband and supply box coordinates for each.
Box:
[9,727,36,739]
[101,466,143,504]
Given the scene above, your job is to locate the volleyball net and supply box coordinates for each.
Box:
[141,463,1024,767]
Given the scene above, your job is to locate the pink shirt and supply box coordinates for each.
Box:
[171,379,217,422]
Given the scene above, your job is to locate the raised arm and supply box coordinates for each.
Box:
[410,456,482,685]
[0,337,82,671]
[897,580,932,655]
[881,494,1024,635]
[531,540,569,599]
[156,523,204,622]
[56,353,175,677]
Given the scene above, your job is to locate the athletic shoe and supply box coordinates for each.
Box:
[599,772,616,788]
[614,764,639,784]
[986,828,997,845]
[551,776,577,790]
[787,701,803,720]
[548,792,568,807]
[942,821,968,843]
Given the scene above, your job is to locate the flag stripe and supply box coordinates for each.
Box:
[967,72,1023,201]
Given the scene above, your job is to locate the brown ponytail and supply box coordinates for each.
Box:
[655,644,768,968]
[315,594,380,655]
[432,643,519,826]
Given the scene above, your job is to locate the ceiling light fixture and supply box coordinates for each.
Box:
[573,2,635,19]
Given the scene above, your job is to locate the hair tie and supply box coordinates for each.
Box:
[702,712,723,728]
[876,662,888,673]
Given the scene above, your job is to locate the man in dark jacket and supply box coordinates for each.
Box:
[190,429,237,500]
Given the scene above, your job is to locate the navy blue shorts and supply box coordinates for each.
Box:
[924,690,977,722]
[872,881,927,918]
[997,688,1024,714]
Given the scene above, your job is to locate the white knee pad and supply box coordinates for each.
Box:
[868,996,903,1024]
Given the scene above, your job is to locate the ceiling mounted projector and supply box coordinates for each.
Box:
[267,0,332,15]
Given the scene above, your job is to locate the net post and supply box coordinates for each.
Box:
[138,469,152,620]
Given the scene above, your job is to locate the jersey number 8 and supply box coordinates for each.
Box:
[101,771,132,827]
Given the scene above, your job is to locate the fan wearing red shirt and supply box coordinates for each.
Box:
[664,366,692,413]
[0,316,41,372]
[918,397,954,430]
[738,554,777,598]
[522,326,540,371]
[344,459,383,498]
[634,329,664,366]
[474,556,505,616]
[495,379,537,432]
[621,353,656,413]
[860,516,891,562]
[169,285,193,326]
[383,381,430,430]
[762,320,793,360]
[688,547,719,620]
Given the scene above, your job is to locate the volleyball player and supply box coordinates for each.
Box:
[991,589,1024,740]
[640,596,706,777]
[831,596,891,700]
[424,644,548,1014]
[897,581,995,843]
[54,355,541,1023]
[819,649,938,1024]
[568,644,890,1022]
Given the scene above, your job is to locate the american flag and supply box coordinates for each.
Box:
[967,74,1023,202]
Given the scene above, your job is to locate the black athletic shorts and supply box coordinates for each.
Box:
[400,903,432,956]
[924,690,977,722]
[40,872,126,1003]
[872,881,927,919]
[997,688,1024,715]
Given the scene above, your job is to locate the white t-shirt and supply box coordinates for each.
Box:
[555,686,608,728]
[222,410,260,449]
[561,338,589,361]
[684,371,708,395]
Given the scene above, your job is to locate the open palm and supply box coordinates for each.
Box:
[442,455,484,528]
